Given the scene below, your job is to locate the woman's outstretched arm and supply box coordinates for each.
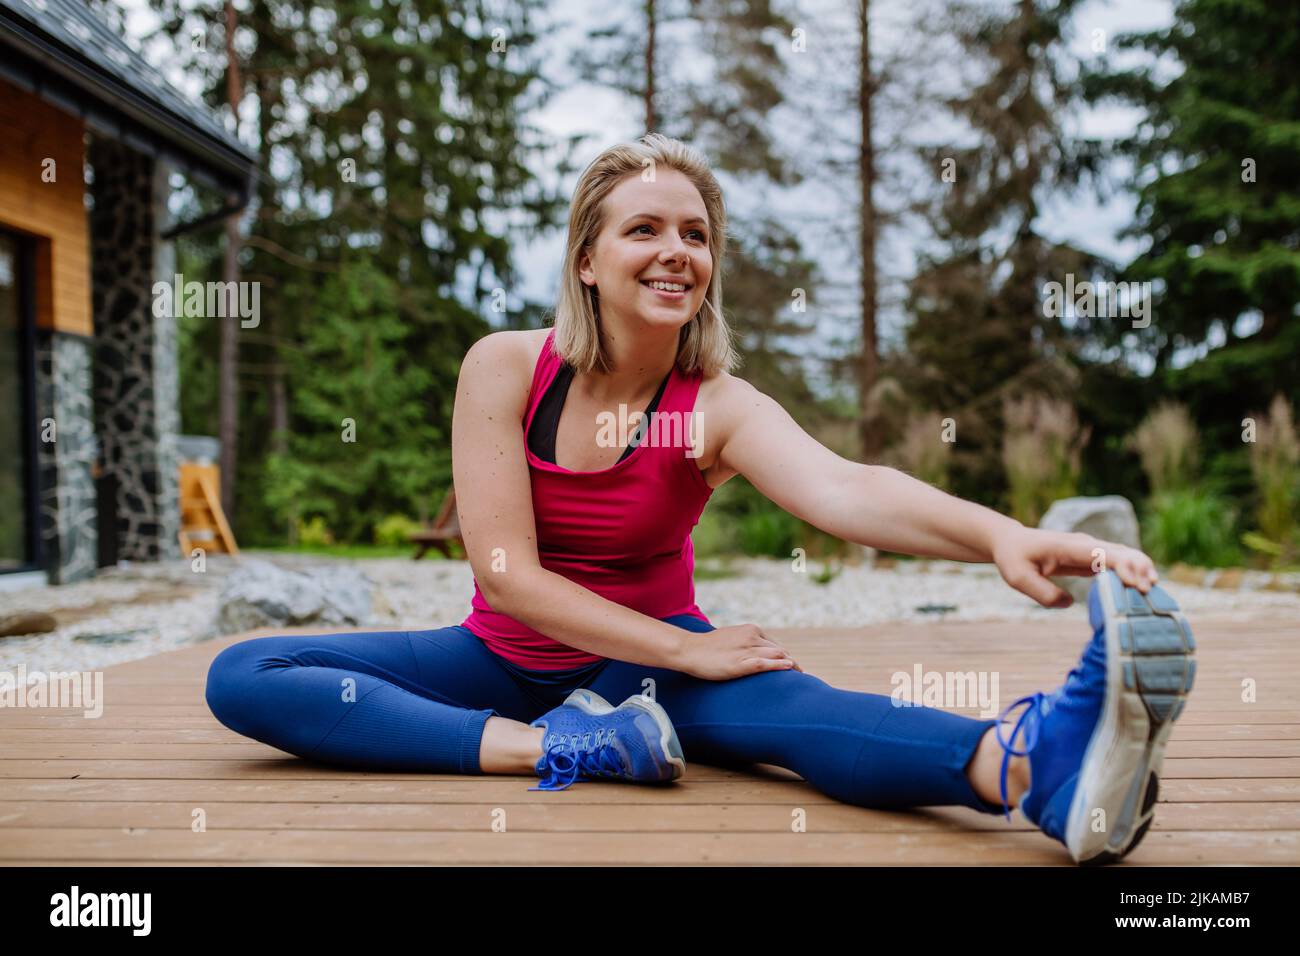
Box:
[712,375,1159,607]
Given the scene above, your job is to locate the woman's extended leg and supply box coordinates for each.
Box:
[205,625,546,774]
[585,615,1011,815]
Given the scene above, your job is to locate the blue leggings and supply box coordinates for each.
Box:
[204,613,1006,814]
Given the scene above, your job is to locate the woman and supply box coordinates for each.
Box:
[206,133,1196,865]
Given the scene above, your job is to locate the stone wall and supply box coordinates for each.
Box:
[87,138,180,564]
[33,331,98,583]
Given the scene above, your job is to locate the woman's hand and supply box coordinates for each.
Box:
[990,525,1159,608]
[672,624,803,681]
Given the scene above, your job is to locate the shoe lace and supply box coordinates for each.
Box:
[994,691,1049,822]
[529,729,627,792]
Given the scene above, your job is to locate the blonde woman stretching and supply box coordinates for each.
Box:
[207,133,1196,865]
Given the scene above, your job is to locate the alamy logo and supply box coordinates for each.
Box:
[152,273,260,328]
[891,664,1000,718]
[596,409,704,458]
[49,885,151,935]
[1042,273,1151,328]
[0,664,102,718]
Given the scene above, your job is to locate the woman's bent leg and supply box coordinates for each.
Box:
[585,617,1004,813]
[205,625,539,774]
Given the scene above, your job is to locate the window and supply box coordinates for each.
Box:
[0,229,38,572]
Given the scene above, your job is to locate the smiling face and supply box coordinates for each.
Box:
[577,167,713,332]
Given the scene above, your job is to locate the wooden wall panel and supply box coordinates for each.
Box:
[0,78,92,337]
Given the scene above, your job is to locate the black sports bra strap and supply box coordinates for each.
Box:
[527,363,671,465]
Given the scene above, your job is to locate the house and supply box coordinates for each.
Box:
[0,0,256,587]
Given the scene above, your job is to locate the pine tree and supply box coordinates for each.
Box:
[261,255,443,542]
[1083,0,1300,474]
[145,0,572,541]
[894,0,1098,506]
[569,0,828,423]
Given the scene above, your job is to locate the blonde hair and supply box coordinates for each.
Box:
[551,133,738,377]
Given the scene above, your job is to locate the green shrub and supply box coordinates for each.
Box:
[810,558,844,584]
[373,514,424,549]
[691,506,738,558]
[1127,402,1200,494]
[1141,489,1241,568]
[1246,394,1300,562]
[737,509,801,557]
[1002,395,1090,526]
[696,476,848,561]
[294,515,336,548]
[885,411,954,491]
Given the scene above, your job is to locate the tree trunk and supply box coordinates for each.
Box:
[1258,306,1283,341]
[645,0,657,133]
[270,363,288,454]
[219,0,243,523]
[219,219,239,522]
[857,0,882,461]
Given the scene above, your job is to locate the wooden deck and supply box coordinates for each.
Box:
[2,614,1297,865]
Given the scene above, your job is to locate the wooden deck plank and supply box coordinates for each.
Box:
[2,776,1296,802]
[2,756,1294,778]
[8,709,1300,725]
[0,828,1294,865]
[1,613,1295,864]
[10,722,1300,740]
[2,739,1297,758]
[0,801,1294,831]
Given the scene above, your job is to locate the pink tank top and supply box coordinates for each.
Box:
[459,328,715,669]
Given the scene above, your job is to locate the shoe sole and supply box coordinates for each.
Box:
[562,689,687,783]
[1065,572,1196,865]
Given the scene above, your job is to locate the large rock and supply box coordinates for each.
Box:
[1038,495,1142,602]
[214,559,373,634]
[0,612,59,639]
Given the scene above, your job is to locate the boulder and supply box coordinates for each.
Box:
[0,612,59,639]
[1038,495,1142,603]
[214,559,373,634]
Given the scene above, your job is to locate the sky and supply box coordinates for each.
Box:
[117,0,1178,386]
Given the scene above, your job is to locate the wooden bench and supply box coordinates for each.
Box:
[409,488,464,559]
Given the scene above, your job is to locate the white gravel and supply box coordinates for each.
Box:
[694,556,1300,627]
[2,553,1297,675]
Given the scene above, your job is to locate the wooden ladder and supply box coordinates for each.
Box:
[178,461,239,556]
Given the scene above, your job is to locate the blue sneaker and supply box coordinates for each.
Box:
[529,688,686,791]
[995,570,1196,864]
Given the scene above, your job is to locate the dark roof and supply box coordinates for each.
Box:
[0,0,256,197]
